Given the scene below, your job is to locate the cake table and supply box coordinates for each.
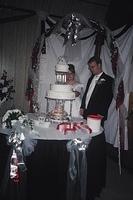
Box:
[0,117,106,200]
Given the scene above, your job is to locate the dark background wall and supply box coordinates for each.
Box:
[105,0,133,30]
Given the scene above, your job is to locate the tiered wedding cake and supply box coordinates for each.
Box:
[46,64,75,100]
[46,58,75,121]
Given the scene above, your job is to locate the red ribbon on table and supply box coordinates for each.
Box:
[57,122,92,134]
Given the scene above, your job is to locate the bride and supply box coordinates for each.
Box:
[64,64,84,118]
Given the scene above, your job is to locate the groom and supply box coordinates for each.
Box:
[80,56,114,200]
[80,56,114,125]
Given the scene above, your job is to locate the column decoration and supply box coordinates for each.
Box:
[110,38,125,174]
[94,24,106,58]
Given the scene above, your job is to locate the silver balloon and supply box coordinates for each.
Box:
[58,13,91,46]
[52,12,101,46]
[63,13,82,46]
[72,17,82,46]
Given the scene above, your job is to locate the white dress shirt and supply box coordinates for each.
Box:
[85,72,103,108]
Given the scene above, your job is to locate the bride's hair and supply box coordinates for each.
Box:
[68,64,75,74]
[68,63,80,83]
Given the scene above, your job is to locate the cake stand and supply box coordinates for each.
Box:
[45,97,75,122]
[45,58,75,123]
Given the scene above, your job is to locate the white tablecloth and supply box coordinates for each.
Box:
[0,124,103,141]
[0,113,103,141]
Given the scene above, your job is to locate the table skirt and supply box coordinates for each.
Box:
[0,132,106,200]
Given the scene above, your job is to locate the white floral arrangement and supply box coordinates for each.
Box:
[2,109,24,128]
[2,109,33,130]
[0,70,15,106]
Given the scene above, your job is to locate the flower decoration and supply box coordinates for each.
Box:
[97,78,106,85]
[2,109,34,130]
[2,109,23,129]
[0,70,15,106]
[2,109,37,183]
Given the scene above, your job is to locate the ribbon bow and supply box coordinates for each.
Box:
[66,137,91,200]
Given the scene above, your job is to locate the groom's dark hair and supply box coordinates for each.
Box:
[88,56,102,65]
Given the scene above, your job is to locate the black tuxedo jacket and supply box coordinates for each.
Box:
[80,72,114,120]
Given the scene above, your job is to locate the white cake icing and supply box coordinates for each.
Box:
[55,56,69,72]
[47,90,75,100]
[51,84,72,92]
[55,64,69,72]
[47,82,75,100]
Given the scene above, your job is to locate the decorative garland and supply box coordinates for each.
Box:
[110,38,126,175]
[27,19,47,112]
[31,20,46,72]
[31,36,42,72]
[25,78,34,112]
[111,39,125,109]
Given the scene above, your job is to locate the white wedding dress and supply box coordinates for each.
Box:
[64,82,84,118]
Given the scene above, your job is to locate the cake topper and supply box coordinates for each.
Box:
[57,56,67,65]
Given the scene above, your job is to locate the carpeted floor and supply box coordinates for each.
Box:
[96,156,133,200]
